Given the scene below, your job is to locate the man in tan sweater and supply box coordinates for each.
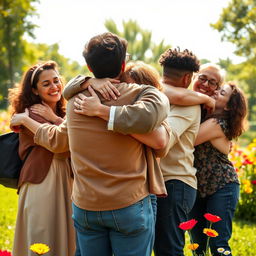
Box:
[154,48,201,256]
[11,32,170,256]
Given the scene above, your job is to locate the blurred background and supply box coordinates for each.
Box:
[1,0,256,145]
[1,1,256,254]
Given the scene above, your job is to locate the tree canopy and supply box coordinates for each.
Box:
[212,0,256,59]
[0,0,39,106]
[212,0,256,121]
[105,19,171,71]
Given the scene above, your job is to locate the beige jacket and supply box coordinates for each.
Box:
[34,79,170,210]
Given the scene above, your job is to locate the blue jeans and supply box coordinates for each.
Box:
[72,195,154,256]
[189,182,239,256]
[154,179,197,256]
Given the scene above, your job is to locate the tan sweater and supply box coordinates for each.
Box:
[160,104,201,189]
[34,82,169,211]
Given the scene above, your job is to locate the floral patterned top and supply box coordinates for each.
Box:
[194,118,239,198]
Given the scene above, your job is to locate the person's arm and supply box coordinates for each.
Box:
[63,75,120,100]
[34,121,69,153]
[109,86,170,134]
[194,118,224,146]
[195,118,230,154]
[10,109,69,153]
[74,85,170,134]
[163,84,215,112]
[131,124,169,150]
[10,109,42,134]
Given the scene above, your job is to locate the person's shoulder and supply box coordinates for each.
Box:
[170,104,201,120]
[117,82,153,90]
[171,104,201,111]
[116,82,159,95]
[66,75,87,85]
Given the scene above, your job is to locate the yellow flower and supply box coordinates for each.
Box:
[244,186,253,194]
[203,228,219,237]
[223,250,231,255]
[30,243,50,255]
[187,243,199,250]
[242,179,251,186]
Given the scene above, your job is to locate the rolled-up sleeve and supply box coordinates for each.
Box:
[112,87,170,134]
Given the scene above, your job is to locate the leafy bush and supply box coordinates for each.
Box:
[229,141,256,222]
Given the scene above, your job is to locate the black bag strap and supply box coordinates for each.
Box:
[22,146,33,164]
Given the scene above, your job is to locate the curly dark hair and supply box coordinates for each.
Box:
[8,60,66,118]
[159,48,200,77]
[210,81,248,140]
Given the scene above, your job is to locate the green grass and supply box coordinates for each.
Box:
[0,185,18,251]
[1,185,256,255]
[183,220,256,256]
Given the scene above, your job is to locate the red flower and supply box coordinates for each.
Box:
[242,159,253,165]
[204,213,222,223]
[251,180,256,185]
[0,250,12,256]
[179,219,198,230]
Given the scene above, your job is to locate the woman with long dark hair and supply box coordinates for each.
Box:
[190,82,248,256]
[9,61,75,256]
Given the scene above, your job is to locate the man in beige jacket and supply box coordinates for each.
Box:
[10,32,170,256]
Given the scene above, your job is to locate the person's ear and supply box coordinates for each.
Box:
[183,73,192,87]
[32,88,39,96]
[121,62,126,72]
[87,65,93,72]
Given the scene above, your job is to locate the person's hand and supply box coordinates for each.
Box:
[74,86,102,116]
[85,78,120,100]
[203,96,216,114]
[10,108,29,132]
[30,102,59,123]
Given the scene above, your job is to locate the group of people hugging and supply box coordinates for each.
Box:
[9,32,247,256]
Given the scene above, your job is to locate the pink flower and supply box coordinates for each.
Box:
[251,180,256,185]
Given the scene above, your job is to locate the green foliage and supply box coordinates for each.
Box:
[229,140,256,222]
[22,41,89,84]
[0,0,89,109]
[104,19,171,72]
[0,186,18,251]
[0,0,39,107]
[211,0,256,59]
[212,1,256,122]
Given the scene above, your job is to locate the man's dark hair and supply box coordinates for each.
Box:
[159,48,200,78]
[82,32,128,78]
